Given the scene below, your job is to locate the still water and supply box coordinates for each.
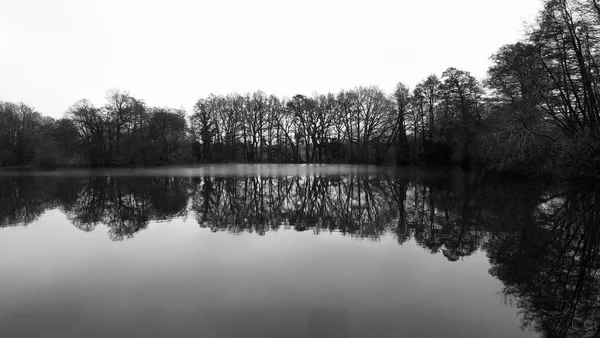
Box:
[0,164,598,338]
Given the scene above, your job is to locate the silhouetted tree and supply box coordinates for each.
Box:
[393,83,411,164]
[439,67,483,164]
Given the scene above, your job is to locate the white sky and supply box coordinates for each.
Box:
[0,0,542,118]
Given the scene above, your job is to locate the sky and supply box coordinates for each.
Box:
[0,0,542,118]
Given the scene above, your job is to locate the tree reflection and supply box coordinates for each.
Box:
[0,171,532,251]
[68,177,106,232]
[64,177,191,240]
[486,184,600,338]
[0,176,78,227]
[2,171,600,335]
[190,175,401,238]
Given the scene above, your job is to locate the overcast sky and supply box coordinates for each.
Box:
[1,0,542,118]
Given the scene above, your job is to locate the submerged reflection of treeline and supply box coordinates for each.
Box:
[0,176,190,240]
[1,172,599,337]
[0,171,543,250]
[485,184,600,338]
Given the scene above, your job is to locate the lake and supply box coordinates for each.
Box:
[0,164,598,338]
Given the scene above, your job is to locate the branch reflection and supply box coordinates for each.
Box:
[1,171,599,337]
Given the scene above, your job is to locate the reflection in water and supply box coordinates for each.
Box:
[0,169,598,337]
[485,184,600,338]
[0,170,530,248]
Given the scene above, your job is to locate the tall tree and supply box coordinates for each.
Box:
[393,83,411,164]
[440,67,483,164]
[191,96,219,161]
[417,74,441,143]
[104,89,137,163]
[66,99,108,166]
[481,42,557,174]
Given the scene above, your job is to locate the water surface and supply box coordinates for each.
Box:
[1,165,598,338]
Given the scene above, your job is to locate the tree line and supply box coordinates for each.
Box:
[0,77,476,168]
[2,0,600,177]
